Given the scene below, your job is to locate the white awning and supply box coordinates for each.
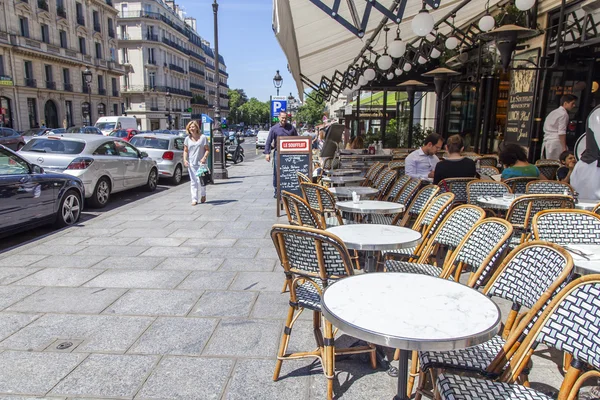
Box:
[273,0,502,100]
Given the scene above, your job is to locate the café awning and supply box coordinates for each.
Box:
[273,0,503,100]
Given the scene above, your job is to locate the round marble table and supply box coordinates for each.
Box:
[476,195,519,210]
[575,199,599,211]
[326,224,421,272]
[322,273,501,400]
[324,169,362,176]
[336,200,405,215]
[564,244,600,275]
[328,186,379,200]
[321,176,365,186]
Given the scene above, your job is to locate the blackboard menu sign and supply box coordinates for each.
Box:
[276,137,312,217]
[505,67,537,146]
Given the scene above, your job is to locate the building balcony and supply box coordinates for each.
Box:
[189,66,204,76]
[24,78,37,88]
[121,85,169,93]
[190,83,205,90]
[45,81,56,90]
[64,83,73,91]
[219,69,228,76]
[148,59,157,65]
[99,88,106,95]
[187,49,205,62]
[118,11,190,37]
[205,64,215,71]
[220,82,229,88]
[57,6,66,18]
[168,87,192,97]
[146,34,158,41]
[161,37,187,55]
[169,64,186,74]
[95,59,108,68]
[108,61,125,74]
[150,106,158,111]
[94,22,101,33]
[219,93,228,99]
[206,77,215,83]
[118,34,129,40]
[38,0,49,11]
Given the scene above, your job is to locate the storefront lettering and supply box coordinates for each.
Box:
[356,111,392,118]
[505,69,536,146]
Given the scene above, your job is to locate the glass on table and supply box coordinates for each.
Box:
[502,193,515,201]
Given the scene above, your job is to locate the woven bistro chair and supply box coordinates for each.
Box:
[532,209,600,245]
[506,194,575,247]
[362,162,385,187]
[270,225,377,400]
[375,169,397,200]
[281,191,323,229]
[386,175,411,202]
[594,203,600,215]
[476,155,499,167]
[479,165,500,177]
[392,177,421,205]
[526,180,575,196]
[415,241,574,399]
[466,180,512,205]
[438,177,477,204]
[504,176,538,194]
[394,184,440,227]
[296,171,311,186]
[388,160,405,171]
[300,182,343,228]
[535,159,561,180]
[434,275,600,400]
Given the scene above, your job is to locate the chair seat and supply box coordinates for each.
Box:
[325,216,354,227]
[384,260,442,277]
[370,214,395,225]
[419,335,505,376]
[294,281,322,311]
[437,373,552,400]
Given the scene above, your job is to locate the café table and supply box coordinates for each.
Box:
[336,200,405,223]
[328,186,379,200]
[575,198,599,211]
[563,244,600,275]
[326,224,420,272]
[324,169,362,176]
[321,273,501,400]
[478,195,598,212]
[322,176,365,187]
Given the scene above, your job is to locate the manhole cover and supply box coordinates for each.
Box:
[56,341,73,350]
[45,338,84,353]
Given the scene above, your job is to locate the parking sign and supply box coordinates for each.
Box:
[271,96,287,117]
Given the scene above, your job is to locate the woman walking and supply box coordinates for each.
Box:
[183,121,209,205]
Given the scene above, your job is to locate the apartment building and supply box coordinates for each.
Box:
[0,0,124,130]
[115,0,228,130]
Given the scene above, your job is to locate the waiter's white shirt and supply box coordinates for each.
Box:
[543,106,569,141]
[571,161,600,200]
[405,148,439,180]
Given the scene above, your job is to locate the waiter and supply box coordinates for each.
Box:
[542,94,577,160]
[264,111,298,198]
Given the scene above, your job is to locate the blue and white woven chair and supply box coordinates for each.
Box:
[535,159,561,180]
[300,182,344,228]
[415,241,574,399]
[532,209,600,245]
[504,177,538,194]
[526,180,575,196]
[363,162,386,187]
[438,177,477,204]
[375,169,397,200]
[270,225,377,400]
[435,275,600,400]
[386,175,411,202]
[466,181,512,216]
[281,191,323,229]
[479,165,500,177]
[476,155,499,167]
[395,184,440,227]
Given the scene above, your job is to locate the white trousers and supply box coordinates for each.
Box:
[188,165,206,202]
[541,138,564,160]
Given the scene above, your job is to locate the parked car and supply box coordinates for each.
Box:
[109,129,139,142]
[66,126,103,135]
[0,145,85,237]
[19,134,158,208]
[22,128,66,143]
[256,130,270,149]
[0,127,26,151]
[129,134,187,184]
[95,116,138,135]
[173,130,187,138]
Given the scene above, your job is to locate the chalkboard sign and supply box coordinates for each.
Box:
[505,54,539,146]
[276,137,312,217]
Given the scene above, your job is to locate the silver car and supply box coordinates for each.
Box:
[129,134,188,184]
[19,134,158,208]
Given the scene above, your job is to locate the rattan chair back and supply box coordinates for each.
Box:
[535,159,561,180]
[299,182,341,227]
[476,155,499,167]
[364,163,386,187]
[594,203,600,215]
[397,184,440,227]
[466,180,512,205]
[504,177,538,193]
[388,160,405,171]
[479,165,500,176]
[506,194,575,234]
[386,175,411,202]
[392,177,421,206]
[296,171,311,185]
[526,180,574,196]
[438,177,477,203]
[281,191,323,229]
[532,209,600,245]
[375,169,397,200]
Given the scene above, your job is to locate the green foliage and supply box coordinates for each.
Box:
[295,95,325,125]
[495,5,526,27]
[228,89,249,123]
[192,95,208,105]
[238,97,270,126]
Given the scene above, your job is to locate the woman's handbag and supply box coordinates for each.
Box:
[196,164,211,185]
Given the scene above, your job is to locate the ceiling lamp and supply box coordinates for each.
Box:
[389,25,407,58]
[430,48,442,58]
[364,67,376,81]
[418,56,427,64]
[395,68,403,76]
[411,1,435,37]
[386,72,395,80]
[377,26,393,70]
[445,36,459,50]
[515,0,535,10]
[403,62,413,72]
[358,75,367,86]
[478,15,495,32]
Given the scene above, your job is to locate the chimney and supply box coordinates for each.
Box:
[185,17,197,31]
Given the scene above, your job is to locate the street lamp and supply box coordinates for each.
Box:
[82,67,93,125]
[166,90,172,129]
[273,70,283,96]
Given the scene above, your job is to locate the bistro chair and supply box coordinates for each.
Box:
[270,225,377,400]
[296,171,311,186]
[300,182,343,228]
[476,155,499,167]
[466,180,511,205]
[385,175,411,202]
[362,162,385,187]
[438,177,477,204]
[504,176,538,194]
[391,177,421,206]
[415,241,573,399]
[374,169,397,200]
[388,160,405,176]
[594,203,600,215]
[532,209,600,245]
[535,159,561,180]
[281,191,323,229]
[393,184,440,227]
[434,276,600,400]
[506,194,575,246]
[462,152,481,160]
[526,180,575,196]
[479,165,499,177]
[322,157,333,170]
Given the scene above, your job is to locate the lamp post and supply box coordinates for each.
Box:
[83,67,93,126]
[212,0,227,179]
[166,90,172,129]
[422,67,460,133]
[273,70,283,96]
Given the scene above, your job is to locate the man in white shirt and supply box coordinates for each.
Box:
[571,104,600,200]
[405,133,443,180]
[542,94,577,160]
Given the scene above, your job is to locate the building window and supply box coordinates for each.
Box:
[24,61,33,80]
[27,98,38,128]
[79,37,86,55]
[97,75,104,91]
[111,77,117,94]
[0,55,4,77]
[95,42,102,59]
[92,10,100,32]
[123,74,129,89]
[41,24,49,44]
[107,18,114,38]
[19,17,29,38]
[113,103,118,116]
[149,72,155,88]
[76,2,84,25]
[59,30,67,48]
[109,47,116,62]
[121,48,128,63]
[65,100,73,127]
[148,48,155,64]
[97,103,106,117]
[44,65,52,82]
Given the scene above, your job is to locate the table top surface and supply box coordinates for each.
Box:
[328,187,379,197]
[322,176,366,183]
[325,169,362,176]
[564,244,600,275]
[326,224,421,251]
[322,273,501,351]
[575,199,599,211]
[477,195,598,211]
[336,200,405,214]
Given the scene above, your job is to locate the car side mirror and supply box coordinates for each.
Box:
[140,151,148,158]
[31,164,44,174]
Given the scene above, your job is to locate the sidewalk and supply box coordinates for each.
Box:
[0,158,561,399]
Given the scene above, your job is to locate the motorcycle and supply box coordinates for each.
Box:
[226,134,245,164]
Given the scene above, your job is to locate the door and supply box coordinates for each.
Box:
[92,141,125,191]
[114,140,146,187]
[44,100,59,129]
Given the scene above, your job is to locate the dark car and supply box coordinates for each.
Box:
[109,129,139,142]
[0,128,26,151]
[66,126,103,135]
[0,145,85,237]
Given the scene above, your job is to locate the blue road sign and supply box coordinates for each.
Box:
[271,98,287,117]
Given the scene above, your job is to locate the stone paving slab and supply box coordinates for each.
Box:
[29,255,107,269]
[91,256,164,270]
[0,313,41,341]
[6,287,127,314]
[14,268,102,287]
[0,286,42,310]
[177,271,237,290]
[104,289,202,316]
[0,267,41,285]
[156,257,224,271]
[190,290,257,318]
[202,319,281,358]
[83,270,190,289]
[0,255,47,267]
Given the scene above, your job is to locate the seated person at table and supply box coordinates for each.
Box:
[499,144,541,180]
[557,150,576,183]
[405,133,443,180]
[433,134,477,184]
[346,134,365,150]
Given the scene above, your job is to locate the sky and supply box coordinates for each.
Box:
[176,0,296,103]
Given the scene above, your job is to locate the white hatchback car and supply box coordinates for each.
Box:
[129,134,188,184]
[19,134,158,208]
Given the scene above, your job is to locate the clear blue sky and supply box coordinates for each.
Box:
[176,0,296,102]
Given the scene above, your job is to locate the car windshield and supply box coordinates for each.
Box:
[129,137,170,150]
[23,129,46,136]
[22,138,85,154]
[109,130,128,138]
[96,122,116,130]
[66,127,82,133]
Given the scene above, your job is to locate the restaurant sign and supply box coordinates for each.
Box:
[505,66,536,146]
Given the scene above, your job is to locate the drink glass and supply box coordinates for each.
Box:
[502,193,514,201]
[353,194,360,204]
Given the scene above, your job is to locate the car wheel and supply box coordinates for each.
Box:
[55,190,82,227]
[236,154,243,163]
[170,165,183,185]
[145,168,158,192]
[89,177,111,208]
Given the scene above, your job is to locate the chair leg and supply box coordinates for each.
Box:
[414,370,428,400]
[281,280,289,293]
[407,350,419,397]
[324,319,335,400]
[394,348,400,361]
[273,305,296,381]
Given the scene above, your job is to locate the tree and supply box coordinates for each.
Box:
[294,94,325,126]
[238,98,269,126]
[228,88,249,124]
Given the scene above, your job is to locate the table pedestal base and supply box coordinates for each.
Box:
[364,251,377,273]
[393,349,410,400]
